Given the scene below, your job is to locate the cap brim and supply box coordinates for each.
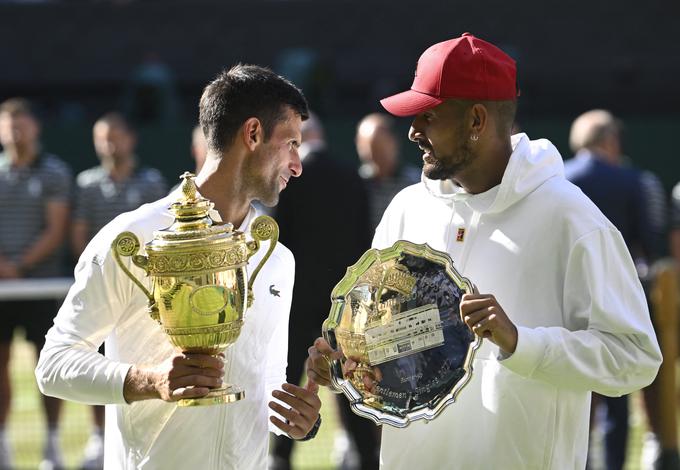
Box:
[380,90,444,117]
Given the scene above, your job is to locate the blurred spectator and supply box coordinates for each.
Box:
[190,124,207,175]
[615,137,676,470]
[271,113,375,470]
[670,186,680,265]
[0,98,72,470]
[355,113,420,231]
[71,112,167,255]
[565,109,674,470]
[71,112,167,469]
[169,125,208,193]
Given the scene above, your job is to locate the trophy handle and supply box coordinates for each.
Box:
[111,232,159,320]
[246,215,279,306]
[321,319,344,394]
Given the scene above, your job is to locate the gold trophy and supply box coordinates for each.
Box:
[111,172,278,406]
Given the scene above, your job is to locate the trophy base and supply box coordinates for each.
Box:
[177,385,245,407]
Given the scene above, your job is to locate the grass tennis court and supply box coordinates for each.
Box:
[4,330,664,469]
[7,331,340,469]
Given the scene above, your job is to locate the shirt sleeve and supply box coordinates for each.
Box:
[143,168,169,202]
[638,171,668,260]
[500,227,662,396]
[73,184,94,224]
[671,182,680,231]
[35,242,134,405]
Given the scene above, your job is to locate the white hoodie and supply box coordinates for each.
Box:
[374,134,661,469]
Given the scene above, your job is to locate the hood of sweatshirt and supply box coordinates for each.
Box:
[422,133,564,214]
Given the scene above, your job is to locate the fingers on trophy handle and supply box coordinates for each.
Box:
[111,231,159,321]
[246,215,279,306]
[321,326,343,394]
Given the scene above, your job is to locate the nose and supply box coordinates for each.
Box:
[290,150,302,178]
[408,125,421,142]
[408,116,425,142]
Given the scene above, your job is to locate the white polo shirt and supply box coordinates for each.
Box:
[36,192,294,469]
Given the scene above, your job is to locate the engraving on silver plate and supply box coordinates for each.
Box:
[365,304,444,365]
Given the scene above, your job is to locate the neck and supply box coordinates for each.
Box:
[454,138,513,194]
[5,142,39,167]
[588,146,618,165]
[102,155,135,182]
[194,154,251,228]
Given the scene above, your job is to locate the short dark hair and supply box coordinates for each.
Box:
[450,99,517,138]
[0,98,36,118]
[199,64,309,153]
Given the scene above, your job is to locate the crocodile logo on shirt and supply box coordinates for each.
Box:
[269,284,280,297]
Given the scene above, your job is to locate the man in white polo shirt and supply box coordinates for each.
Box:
[36,65,322,470]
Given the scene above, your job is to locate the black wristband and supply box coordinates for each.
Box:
[296,414,322,441]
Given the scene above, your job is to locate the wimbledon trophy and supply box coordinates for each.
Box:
[111,172,278,406]
[322,241,481,427]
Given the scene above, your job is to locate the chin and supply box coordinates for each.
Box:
[258,194,279,208]
[423,167,450,181]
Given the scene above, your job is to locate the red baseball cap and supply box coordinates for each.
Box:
[380,33,519,117]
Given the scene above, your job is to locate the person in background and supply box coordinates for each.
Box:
[306,33,661,470]
[72,112,168,255]
[171,125,208,193]
[271,113,374,470]
[565,109,676,470]
[0,98,72,470]
[565,109,647,470]
[35,64,321,470]
[70,112,167,470]
[355,113,420,231]
[190,124,208,175]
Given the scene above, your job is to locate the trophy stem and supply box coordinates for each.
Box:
[351,363,374,393]
[177,351,245,407]
[177,382,245,407]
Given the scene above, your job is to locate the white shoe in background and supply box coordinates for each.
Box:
[39,432,64,470]
[0,434,13,470]
[642,432,662,470]
[80,432,104,470]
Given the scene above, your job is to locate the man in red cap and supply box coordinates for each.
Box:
[307,33,661,469]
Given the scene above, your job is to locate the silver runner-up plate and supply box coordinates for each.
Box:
[322,241,481,427]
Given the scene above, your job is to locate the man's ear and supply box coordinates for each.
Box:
[469,103,489,137]
[242,117,263,151]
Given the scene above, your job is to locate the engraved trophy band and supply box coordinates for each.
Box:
[112,172,279,406]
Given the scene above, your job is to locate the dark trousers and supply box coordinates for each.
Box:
[591,394,629,470]
[271,330,380,470]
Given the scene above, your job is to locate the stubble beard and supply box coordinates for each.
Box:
[247,172,279,207]
[244,145,281,207]
[255,167,282,207]
[423,140,475,181]
[258,187,279,207]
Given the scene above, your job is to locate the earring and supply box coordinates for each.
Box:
[470,134,479,142]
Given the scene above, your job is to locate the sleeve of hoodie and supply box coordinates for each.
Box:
[501,227,662,396]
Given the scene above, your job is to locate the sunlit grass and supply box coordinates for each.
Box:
[6,331,668,470]
[8,333,340,469]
